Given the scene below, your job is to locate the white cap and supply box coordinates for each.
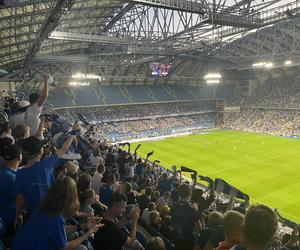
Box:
[18,100,30,108]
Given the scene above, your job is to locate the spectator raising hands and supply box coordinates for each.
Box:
[12,176,104,250]
[15,135,76,223]
[24,74,51,136]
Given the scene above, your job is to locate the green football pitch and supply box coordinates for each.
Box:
[132,130,300,223]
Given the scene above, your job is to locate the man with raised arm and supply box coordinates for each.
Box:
[24,74,52,136]
[15,135,75,224]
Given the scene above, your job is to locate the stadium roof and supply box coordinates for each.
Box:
[1,0,300,86]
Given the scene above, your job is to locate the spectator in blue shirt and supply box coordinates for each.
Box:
[12,176,103,250]
[158,173,174,195]
[171,183,201,250]
[0,144,22,228]
[100,174,116,205]
[15,135,75,224]
[135,158,144,176]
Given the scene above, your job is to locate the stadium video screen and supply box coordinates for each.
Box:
[149,63,172,77]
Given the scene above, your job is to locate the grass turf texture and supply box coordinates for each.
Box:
[132,130,300,223]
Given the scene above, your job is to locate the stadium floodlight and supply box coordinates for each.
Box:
[252,62,265,68]
[252,61,273,69]
[284,60,292,66]
[69,81,90,86]
[264,62,273,68]
[206,79,220,84]
[72,73,101,80]
[204,73,222,80]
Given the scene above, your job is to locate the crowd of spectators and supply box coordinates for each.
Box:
[0,76,299,250]
[223,78,300,136]
[54,103,214,141]
[224,109,300,137]
[54,101,214,122]
[95,114,213,140]
[227,78,300,109]
[241,79,300,108]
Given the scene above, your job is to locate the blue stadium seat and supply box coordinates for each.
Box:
[147,85,175,101]
[49,90,74,108]
[125,86,154,103]
[215,85,234,99]
[100,86,130,104]
[72,87,101,106]
[168,85,193,100]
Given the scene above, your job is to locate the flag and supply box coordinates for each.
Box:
[215,178,249,201]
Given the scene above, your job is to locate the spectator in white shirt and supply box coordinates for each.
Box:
[91,164,106,195]
[141,202,156,225]
[24,75,51,136]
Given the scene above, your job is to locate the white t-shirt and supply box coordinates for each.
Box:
[9,113,25,129]
[91,172,103,195]
[24,104,42,136]
[141,208,151,225]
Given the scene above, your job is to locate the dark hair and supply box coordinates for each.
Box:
[178,183,192,200]
[107,174,116,184]
[22,136,43,157]
[29,92,41,104]
[1,121,11,133]
[244,205,278,248]
[191,189,203,203]
[145,186,153,196]
[77,174,92,193]
[97,164,105,173]
[107,192,127,208]
[124,182,132,194]
[0,137,14,156]
[39,176,79,218]
[1,144,22,161]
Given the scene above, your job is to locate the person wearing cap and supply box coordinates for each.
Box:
[9,100,30,129]
[0,144,22,228]
[15,134,76,224]
[24,74,52,136]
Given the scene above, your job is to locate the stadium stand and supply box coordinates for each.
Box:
[146,86,176,102]
[224,79,300,137]
[0,77,298,250]
[125,86,154,103]
[100,86,130,104]
[48,90,74,108]
[72,87,102,106]
[167,85,193,100]
[18,85,236,108]
[2,0,300,248]
[53,100,215,140]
